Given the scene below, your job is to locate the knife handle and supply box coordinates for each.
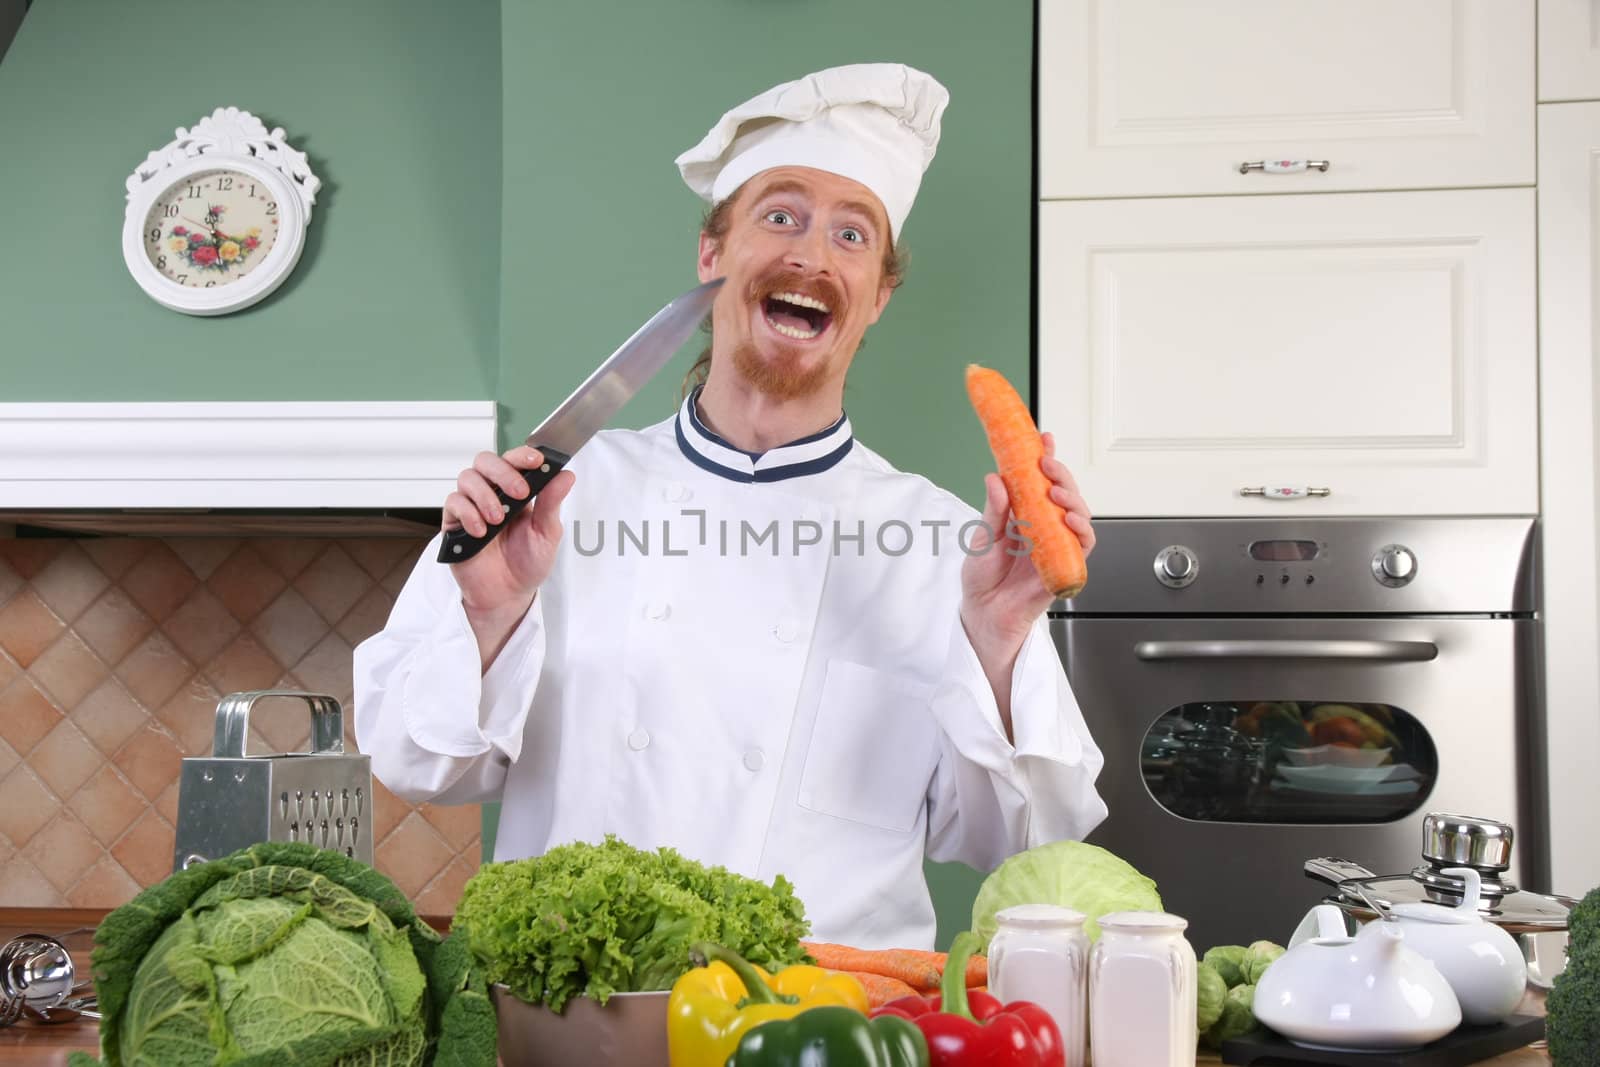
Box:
[436,447,571,565]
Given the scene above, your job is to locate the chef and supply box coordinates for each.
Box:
[353,63,1108,949]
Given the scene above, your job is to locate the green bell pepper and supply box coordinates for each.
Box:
[727,1004,929,1067]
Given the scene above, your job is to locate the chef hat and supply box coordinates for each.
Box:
[675,62,949,239]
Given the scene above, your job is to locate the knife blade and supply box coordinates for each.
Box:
[438,276,724,564]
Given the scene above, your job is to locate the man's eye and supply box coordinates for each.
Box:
[840,227,866,244]
[765,210,794,225]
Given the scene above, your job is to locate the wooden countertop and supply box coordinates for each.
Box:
[0,908,1553,1065]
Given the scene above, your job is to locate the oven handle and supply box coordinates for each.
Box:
[1133,639,1439,662]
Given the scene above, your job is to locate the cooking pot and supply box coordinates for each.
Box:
[1303,812,1577,987]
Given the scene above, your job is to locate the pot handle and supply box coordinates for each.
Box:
[1304,857,1380,886]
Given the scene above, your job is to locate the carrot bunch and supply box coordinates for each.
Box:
[802,941,988,1010]
[965,363,1088,598]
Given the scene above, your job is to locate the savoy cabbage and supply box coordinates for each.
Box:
[67,841,495,1067]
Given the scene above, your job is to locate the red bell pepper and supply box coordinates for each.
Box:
[871,931,1065,1067]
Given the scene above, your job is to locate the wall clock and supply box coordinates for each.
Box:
[122,107,320,316]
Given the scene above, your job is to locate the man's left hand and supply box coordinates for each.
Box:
[959,431,1095,678]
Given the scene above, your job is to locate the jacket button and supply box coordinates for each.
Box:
[644,601,671,621]
[742,749,766,772]
[663,482,693,503]
[627,729,650,751]
[773,619,799,643]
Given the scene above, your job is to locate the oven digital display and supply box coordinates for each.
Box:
[1248,539,1321,562]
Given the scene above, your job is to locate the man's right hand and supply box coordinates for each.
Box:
[442,445,576,668]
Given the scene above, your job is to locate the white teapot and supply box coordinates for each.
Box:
[1255,905,1461,1051]
[1388,867,1528,1025]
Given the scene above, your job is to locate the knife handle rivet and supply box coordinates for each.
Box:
[451,545,462,555]
[541,464,550,472]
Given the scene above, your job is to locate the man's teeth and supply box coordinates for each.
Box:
[771,291,830,313]
[769,319,820,340]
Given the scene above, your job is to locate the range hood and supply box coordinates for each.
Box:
[0,400,497,536]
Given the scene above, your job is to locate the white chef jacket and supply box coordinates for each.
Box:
[353,387,1107,949]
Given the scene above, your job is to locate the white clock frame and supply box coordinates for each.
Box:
[122,107,320,316]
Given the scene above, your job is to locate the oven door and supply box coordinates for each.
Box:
[1052,614,1542,952]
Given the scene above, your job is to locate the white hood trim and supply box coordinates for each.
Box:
[0,401,496,508]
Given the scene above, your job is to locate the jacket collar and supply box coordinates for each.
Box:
[674,385,854,483]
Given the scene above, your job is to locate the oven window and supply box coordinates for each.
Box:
[1141,702,1437,823]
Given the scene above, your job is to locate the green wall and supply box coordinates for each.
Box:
[0,0,502,400]
[2,0,1033,949]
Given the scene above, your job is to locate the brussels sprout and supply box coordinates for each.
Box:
[1196,961,1228,1033]
[1202,945,1249,988]
[1243,940,1285,984]
[1203,983,1261,1048]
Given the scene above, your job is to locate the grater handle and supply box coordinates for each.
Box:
[212,690,344,759]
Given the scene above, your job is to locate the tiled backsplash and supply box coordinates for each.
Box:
[0,533,482,915]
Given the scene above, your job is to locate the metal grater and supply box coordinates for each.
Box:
[171,690,373,873]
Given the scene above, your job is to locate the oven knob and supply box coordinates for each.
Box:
[1371,544,1417,587]
[1154,545,1198,588]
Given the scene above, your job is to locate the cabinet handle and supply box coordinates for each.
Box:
[1238,159,1331,175]
[1240,486,1332,499]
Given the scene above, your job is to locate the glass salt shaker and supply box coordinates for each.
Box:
[1089,911,1198,1067]
[987,904,1088,1066]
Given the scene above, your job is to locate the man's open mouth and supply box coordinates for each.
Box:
[762,290,834,341]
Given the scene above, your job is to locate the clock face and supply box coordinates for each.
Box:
[141,168,281,288]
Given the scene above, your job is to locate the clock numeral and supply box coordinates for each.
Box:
[248,183,257,198]
[205,281,216,288]
[163,203,180,218]
[218,176,234,191]
[148,228,160,242]
[177,274,189,285]
[187,185,201,199]
[265,201,277,216]
[157,255,167,269]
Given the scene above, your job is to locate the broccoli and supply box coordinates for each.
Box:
[1547,943,1600,1067]
[1569,884,1600,952]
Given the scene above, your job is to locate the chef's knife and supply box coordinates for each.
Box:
[438,276,724,564]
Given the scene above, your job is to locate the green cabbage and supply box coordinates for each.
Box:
[1195,961,1228,1033]
[66,842,494,1067]
[453,835,811,1013]
[970,840,1162,943]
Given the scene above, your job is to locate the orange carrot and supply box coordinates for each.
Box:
[965,364,1087,598]
[802,941,988,992]
[842,971,921,1009]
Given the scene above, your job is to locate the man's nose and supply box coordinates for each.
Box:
[784,227,833,274]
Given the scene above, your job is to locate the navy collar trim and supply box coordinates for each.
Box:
[674,386,854,483]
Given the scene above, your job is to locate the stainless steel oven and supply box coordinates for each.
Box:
[1050,517,1546,953]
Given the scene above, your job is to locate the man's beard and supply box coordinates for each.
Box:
[727,269,846,400]
[728,336,834,400]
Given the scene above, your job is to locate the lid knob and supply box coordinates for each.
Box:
[1422,813,1513,872]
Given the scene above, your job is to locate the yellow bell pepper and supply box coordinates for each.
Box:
[668,942,870,1066]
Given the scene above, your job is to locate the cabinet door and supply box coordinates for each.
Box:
[1039,0,1534,198]
[1536,103,1600,895]
[1037,188,1535,517]
[1539,0,1600,101]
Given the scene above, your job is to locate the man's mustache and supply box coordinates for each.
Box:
[746,271,846,317]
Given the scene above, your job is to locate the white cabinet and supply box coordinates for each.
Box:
[1539,0,1600,101]
[1039,0,1534,198]
[1036,188,1536,517]
[1535,103,1600,894]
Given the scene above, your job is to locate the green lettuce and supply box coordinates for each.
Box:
[66,841,494,1067]
[971,840,1163,943]
[453,835,810,1012]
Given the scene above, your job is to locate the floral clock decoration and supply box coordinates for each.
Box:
[122,107,320,315]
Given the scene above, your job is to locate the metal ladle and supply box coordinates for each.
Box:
[0,934,99,1023]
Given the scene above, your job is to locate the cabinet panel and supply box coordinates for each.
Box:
[1536,103,1600,894]
[1039,0,1534,198]
[1037,188,1535,516]
[1539,0,1600,101]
